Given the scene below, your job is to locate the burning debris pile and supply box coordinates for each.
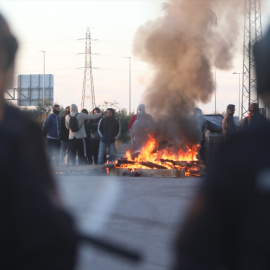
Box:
[106,134,205,178]
[108,0,245,177]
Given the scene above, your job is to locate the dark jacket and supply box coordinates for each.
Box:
[43,113,61,139]
[173,122,270,270]
[249,112,268,128]
[89,117,102,140]
[0,104,77,270]
[61,115,69,142]
[98,117,121,143]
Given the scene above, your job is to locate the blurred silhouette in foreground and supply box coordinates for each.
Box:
[172,26,270,269]
[0,13,78,269]
[0,13,141,270]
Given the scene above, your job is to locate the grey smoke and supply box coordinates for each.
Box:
[133,0,244,146]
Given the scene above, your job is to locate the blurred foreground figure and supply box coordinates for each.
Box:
[172,27,270,269]
[0,14,77,269]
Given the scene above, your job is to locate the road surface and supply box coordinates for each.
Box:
[55,171,202,270]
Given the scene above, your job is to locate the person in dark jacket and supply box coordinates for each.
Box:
[248,102,268,128]
[97,108,121,164]
[42,104,61,165]
[60,106,71,166]
[242,110,251,129]
[0,13,77,269]
[81,108,93,165]
[172,25,270,270]
[89,107,103,164]
[222,104,239,140]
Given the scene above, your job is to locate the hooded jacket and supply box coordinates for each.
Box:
[65,104,102,139]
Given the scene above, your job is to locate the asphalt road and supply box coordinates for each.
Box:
[55,174,202,270]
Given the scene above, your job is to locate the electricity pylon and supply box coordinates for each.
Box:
[80,27,96,111]
[241,0,262,119]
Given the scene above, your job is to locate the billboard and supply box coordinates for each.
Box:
[17,74,54,106]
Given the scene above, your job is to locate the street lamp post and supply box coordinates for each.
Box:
[123,57,131,113]
[39,51,45,105]
[233,72,242,119]
[126,57,131,114]
[215,69,216,114]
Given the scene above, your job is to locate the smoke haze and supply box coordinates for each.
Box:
[133,0,244,146]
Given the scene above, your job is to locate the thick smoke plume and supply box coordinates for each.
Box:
[133,0,244,146]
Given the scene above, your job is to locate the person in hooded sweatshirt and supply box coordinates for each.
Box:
[0,12,77,269]
[65,104,104,166]
[129,104,154,151]
[42,104,61,166]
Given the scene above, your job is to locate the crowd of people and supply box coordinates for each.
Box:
[42,102,156,167]
[42,104,124,166]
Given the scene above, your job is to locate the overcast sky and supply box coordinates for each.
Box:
[1,0,270,115]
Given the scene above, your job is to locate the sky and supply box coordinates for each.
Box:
[1,0,270,116]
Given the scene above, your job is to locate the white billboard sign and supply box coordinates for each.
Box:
[17,74,54,106]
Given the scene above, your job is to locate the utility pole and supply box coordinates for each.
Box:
[79,28,96,111]
[128,57,131,114]
[242,0,262,120]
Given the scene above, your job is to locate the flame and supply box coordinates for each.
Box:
[115,133,200,175]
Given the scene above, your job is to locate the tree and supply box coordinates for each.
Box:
[36,99,53,116]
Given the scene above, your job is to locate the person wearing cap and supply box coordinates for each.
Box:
[97,108,121,164]
[222,104,239,140]
[172,26,270,270]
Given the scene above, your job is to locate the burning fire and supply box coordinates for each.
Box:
[113,134,201,176]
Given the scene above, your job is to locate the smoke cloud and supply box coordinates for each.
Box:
[133,0,244,146]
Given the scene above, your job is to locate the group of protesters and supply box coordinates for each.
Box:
[42,104,121,166]
[42,102,156,167]
[222,102,268,141]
